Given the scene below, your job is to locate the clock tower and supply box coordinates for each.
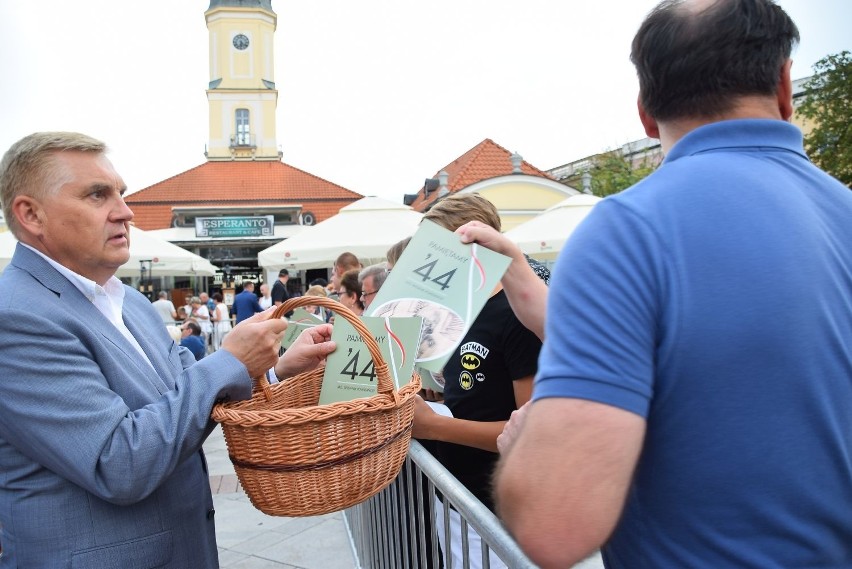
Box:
[204,0,279,161]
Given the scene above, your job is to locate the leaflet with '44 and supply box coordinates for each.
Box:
[366,220,510,392]
[318,316,423,405]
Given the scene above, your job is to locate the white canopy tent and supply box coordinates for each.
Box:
[258,196,424,273]
[0,231,15,273]
[504,194,602,262]
[0,225,218,277]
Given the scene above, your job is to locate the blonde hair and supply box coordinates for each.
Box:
[0,132,107,237]
[386,236,411,268]
[305,285,327,298]
[422,192,501,232]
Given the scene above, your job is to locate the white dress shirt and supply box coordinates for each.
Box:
[21,243,155,369]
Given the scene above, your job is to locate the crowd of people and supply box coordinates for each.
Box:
[154,288,242,360]
[153,271,337,362]
[0,1,850,567]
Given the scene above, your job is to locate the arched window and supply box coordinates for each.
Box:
[235,109,250,146]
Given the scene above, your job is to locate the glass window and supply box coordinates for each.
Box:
[235,109,250,145]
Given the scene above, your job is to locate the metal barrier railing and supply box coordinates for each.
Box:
[343,440,538,569]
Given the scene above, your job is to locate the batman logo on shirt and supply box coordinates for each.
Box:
[459,371,474,390]
[461,354,480,370]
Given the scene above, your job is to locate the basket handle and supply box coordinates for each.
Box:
[256,295,399,404]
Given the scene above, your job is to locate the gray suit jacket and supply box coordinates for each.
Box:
[0,244,252,568]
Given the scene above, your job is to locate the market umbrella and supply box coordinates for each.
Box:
[0,226,218,277]
[504,194,602,261]
[258,196,424,272]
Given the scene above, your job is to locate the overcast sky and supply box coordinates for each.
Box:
[0,1,848,203]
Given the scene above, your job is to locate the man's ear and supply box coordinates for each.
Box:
[11,195,45,236]
[638,97,660,139]
[777,59,794,121]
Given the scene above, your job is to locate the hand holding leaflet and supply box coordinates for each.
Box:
[367,220,511,388]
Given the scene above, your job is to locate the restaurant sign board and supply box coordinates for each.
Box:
[195,215,275,238]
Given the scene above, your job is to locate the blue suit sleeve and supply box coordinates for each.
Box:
[0,309,252,506]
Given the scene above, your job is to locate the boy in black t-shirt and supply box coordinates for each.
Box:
[411,193,542,569]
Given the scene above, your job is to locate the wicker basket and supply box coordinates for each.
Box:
[211,296,421,517]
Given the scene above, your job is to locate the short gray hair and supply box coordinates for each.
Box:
[0,132,107,237]
[359,263,389,290]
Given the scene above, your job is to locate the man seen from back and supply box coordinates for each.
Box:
[232,280,263,324]
[270,268,293,318]
[152,290,177,324]
[494,1,852,567]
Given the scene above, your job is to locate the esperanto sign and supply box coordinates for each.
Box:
[195,216,275,238]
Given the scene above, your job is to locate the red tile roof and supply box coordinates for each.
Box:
[125,160,362,230]
[409,138,554,212]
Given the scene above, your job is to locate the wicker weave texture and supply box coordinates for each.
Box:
[211,296,421,517]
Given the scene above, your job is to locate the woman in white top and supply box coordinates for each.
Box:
[210,292,232,352]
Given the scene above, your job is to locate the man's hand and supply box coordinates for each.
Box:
[497,401,531,454]
[221,308,287,378]
[274,324,336,379]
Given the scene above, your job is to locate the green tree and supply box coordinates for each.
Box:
[587,150,658,197]
[797,51,852,187]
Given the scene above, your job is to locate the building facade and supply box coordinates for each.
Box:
[407,138,580,232]
[125,0,361,294]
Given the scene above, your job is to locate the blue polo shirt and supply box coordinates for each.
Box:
[535,120,852,567]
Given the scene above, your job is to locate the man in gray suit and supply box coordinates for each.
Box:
[0,132,336,567]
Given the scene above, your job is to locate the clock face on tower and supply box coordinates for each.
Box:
[232,34,249,50]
